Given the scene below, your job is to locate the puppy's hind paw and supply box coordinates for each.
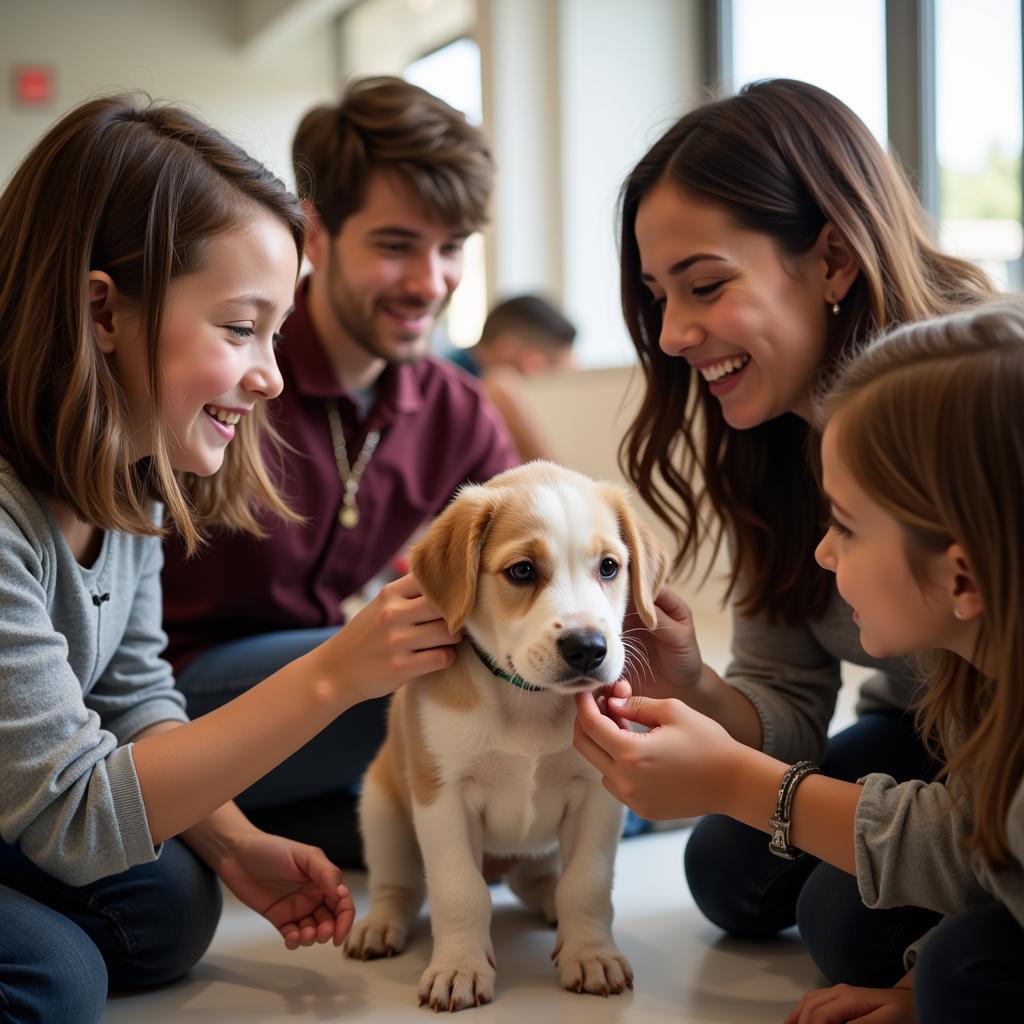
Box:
[555,944,633,997]
[343,914,410,960]
[417,955,496,1012]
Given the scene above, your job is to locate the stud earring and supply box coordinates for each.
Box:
[954,608,964,620]
[830,293,841,316]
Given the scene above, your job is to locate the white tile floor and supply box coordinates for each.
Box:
[102,827,825,1024]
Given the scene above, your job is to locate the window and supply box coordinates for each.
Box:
[405,36,482,125]
[935,0,1022,288]
[730,0,887,143]
[404,36,487,349]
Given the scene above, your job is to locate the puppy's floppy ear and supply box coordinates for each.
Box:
[410,485,498,634]
[600,484,670,630]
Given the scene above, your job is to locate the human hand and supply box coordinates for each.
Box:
[215,829,355,949]
[329,573,461,703]
[784,982,916,1024]
[623,587,705,699]
[573,690,742,820]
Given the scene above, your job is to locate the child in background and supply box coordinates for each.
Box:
[449,293,577,463]
[0,95,458,1024]
[575,299,1024,1023]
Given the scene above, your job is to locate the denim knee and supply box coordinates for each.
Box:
[914,905,1024,1023]
[102,841,222,989]
[796,864,874,983]
[685,814,811,938]
[797,862,937,987]
[0,888,107,1024]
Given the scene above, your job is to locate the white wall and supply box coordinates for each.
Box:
[0,0,337,192]
[557,0,702,367]
[478,0,703,367]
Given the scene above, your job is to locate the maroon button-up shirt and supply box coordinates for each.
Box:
[161,280,519,672]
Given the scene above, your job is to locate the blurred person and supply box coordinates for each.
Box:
[450,293,577,461]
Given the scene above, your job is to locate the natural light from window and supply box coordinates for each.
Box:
[936,0,1022,288]
[731,0,887,144]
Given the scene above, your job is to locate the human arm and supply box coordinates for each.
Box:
[575,689,1003,913]
[132,572,458,843]
[784,972,916,1024]
[573,691,861,871]
[459,368,522,477]
[0,488,455,886]
[480,366,554,464]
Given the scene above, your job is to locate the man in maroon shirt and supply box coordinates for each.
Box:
[161,77,518,864]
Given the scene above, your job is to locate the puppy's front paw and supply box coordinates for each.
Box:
[552,939,633,996]
[344,911,410,960]
[417,950,496,1012]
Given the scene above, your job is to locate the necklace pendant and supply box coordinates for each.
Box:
[339,505,360,529]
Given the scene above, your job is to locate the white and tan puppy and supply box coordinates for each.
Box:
[344,461,668,1011]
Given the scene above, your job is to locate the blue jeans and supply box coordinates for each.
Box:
[0,839,220,1024]
[684,711,942,986]
[914,903,1024,1022]
[176,628,390,808]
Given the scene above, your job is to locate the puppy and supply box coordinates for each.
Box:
[344,461,668,1011]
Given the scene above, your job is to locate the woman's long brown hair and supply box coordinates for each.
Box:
[618,79,993,623]
[821,300,1024,868]
[0,94,306,553]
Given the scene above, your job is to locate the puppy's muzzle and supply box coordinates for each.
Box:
[557,630,607,676]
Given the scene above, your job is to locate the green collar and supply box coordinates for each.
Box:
[468,639,546,693]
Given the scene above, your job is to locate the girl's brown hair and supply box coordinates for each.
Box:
[292,75,493,236]
[822,299,1024,867]
[618,78,993,623]
[0,94,306,553]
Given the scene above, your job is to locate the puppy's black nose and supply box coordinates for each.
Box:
[557,630,607,674]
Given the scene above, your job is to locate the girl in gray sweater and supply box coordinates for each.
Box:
[577,301,1024,1023]
[0,96,460,1024]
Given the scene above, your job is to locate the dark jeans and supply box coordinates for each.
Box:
[914,903,1024,1023]
[177,627,389,866]
[684,711,942,986]
[0,839,220,1024]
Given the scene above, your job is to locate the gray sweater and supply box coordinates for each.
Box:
[725,588,924,762]
[856,773,1024,966]
[0,458,188,885]
[723,582,1023,961]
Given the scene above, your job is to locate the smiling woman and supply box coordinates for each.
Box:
[605,77,998,990]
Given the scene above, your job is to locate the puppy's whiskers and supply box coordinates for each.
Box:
[621,639,654,692]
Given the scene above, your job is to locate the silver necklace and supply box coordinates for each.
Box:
[325,398,380,529]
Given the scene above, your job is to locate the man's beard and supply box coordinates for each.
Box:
[325,258,446,365]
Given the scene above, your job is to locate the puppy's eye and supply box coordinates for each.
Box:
[506,561,536,584]
[599,558,619,580]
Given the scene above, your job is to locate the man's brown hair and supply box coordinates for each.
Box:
[292,75,493,235]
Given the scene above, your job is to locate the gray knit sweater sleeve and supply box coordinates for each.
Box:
[0,461,188,885]
[855,773,1024,968]
[723,587,922,762]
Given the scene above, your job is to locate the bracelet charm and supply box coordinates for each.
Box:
[768,759,820,860]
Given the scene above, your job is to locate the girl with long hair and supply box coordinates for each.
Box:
[0,95,458,1023]
[576,299,1024,1022]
